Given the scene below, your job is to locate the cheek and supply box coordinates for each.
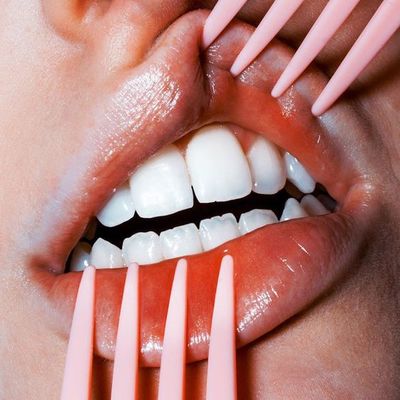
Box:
[0,6,92,241]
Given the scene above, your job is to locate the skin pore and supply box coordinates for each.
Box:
[0,0,399,399]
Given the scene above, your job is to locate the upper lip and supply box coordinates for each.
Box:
[28,11,377,366]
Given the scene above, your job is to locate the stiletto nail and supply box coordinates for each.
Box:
[312,0,400,116]
[271,0,361,98]
[206,255,236,400]
[158,259,188,400]
[202,0,247,49]
[230,0,306,76]
[60,266,96,400]
[111,263,139,400]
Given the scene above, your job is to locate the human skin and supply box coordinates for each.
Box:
[0,0,399,399]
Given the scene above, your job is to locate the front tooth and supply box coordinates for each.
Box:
[284,152,316,194]
[90,238,123,269]
[280,198,309,221]
[300,194,329,216]
[185,125,252,203]
[130,145,193,218]
[160,223,203,259]
[122,232,163,265]
[199,213,240,251]
[238,209,278,235]
[97,184,135,227]
[70,242,91,272]
[247,137,286,194]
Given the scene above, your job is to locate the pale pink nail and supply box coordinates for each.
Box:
[202,0,247,49]
[111,264,139,400]
[230,0,305,76]
[271,0,361,98]
[60,266,96,400]
[312,0,400,116]
[206,255,236,400]
[158,259,188,400]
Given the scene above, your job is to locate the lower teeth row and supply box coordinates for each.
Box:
[69,195,329,271]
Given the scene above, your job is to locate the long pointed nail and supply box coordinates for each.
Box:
[206,255,236,400]
[158,259,188,400]
[60,266,96,400]
[202,0,247,49]
[111,263,140,400]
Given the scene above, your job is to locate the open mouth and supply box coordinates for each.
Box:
[28,11,376,367]
[69,124,333,271]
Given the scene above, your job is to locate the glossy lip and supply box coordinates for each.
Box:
[27,11,377,366]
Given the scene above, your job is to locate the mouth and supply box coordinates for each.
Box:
[70,123,332,270]
[28,10,377,367]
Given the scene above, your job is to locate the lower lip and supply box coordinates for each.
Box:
[32,185,368,367]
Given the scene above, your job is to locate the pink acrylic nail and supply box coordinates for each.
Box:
[158,259,188,400]
[271,0,361,98]
[206,255,236,400]
[312,0,400,116]
[111,263,139,400]
[230,0,305,76]
[202,0,247,49]
[60,266,96,400]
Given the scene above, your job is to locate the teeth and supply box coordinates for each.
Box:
[185,125,252,203]
[238,209,278,234]
[70,242,91,272]
[247,137,286,194]
[97,184,135,227]
[90,238,123,269]
[122,232,163,265]
[160,223,203,259]
[284,152,316,194]
[280,198,309,221]
[199,213,240,251]
[300,194,329,216]
[129,145,193,218]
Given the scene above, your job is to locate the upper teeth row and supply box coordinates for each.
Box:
[70,195,329,271]
[96,124,316,228]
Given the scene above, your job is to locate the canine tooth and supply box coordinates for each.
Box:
[160,223,203,259]
[284,152,316,194]
[97,184,135,227]
[238,209,278,235]
[281,198,309,221]
[130,145,193,218]
[70,242,91,272]
[247,137,286,194]
[122,232,163,265]
[90,238,123,269]
[300,194,329,216]
[186,125,252,203]
[199,213,240,251]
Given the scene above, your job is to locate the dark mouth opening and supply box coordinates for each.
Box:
[84,183,334,250]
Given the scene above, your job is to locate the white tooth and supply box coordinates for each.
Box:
[97,184,135,227]
[280,198,309,221]
[129,145,193,218]
[160,223,203,259]
[122,232,163,265]
[70,242,91,272]
[284,152,316,194]
[247,137,286,194]
[185,125,252,203]
[90,238,124,269]
[238,209,278,235]
[300,194,329,216]
[199,213,240,251]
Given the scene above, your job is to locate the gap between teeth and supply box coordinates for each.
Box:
[70,125,329,271]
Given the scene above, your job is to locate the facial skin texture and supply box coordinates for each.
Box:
[0,0,399,399]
